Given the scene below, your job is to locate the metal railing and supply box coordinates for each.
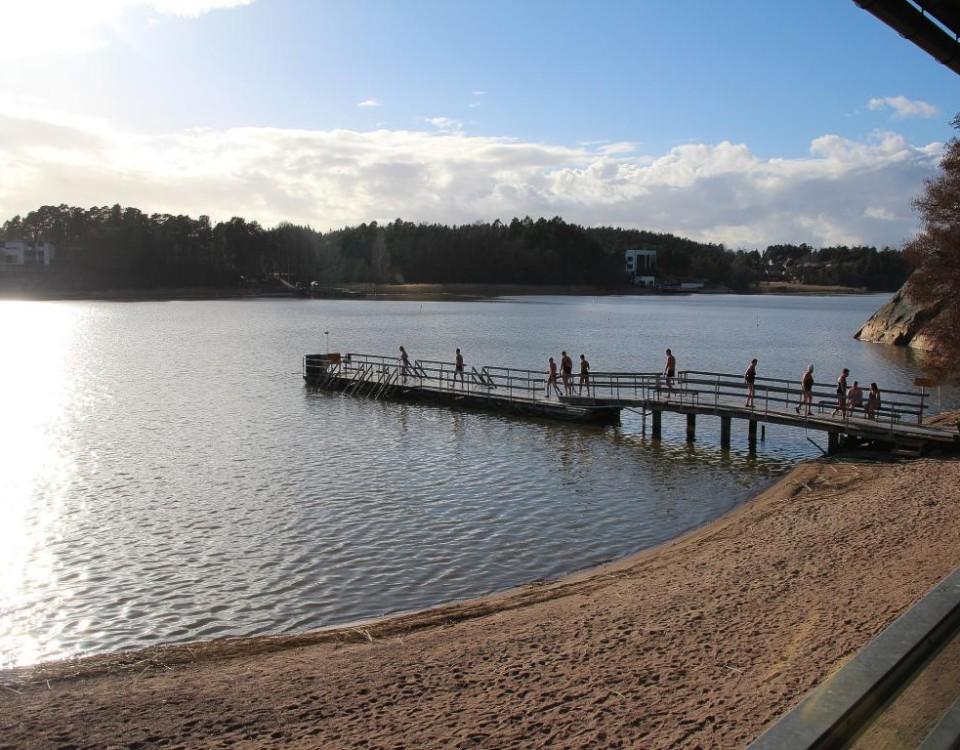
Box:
[416,359,544,400]
[304,353,928,429]
[679,370,926,426]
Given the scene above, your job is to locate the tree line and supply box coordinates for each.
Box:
[1,204,910,292]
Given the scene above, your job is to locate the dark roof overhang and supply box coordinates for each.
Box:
[855,0,960,75]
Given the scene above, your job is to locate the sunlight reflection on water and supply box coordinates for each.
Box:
[0,302,80,664]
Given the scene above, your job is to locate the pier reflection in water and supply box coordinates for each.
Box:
[0,294,955,668]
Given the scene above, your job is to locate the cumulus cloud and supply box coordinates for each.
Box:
[0,0,254,59]
[425,117,464,132]
[868,96,938,120]
[0,102,942,249]
[357,99,382,108]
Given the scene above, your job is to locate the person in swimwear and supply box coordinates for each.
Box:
[452,348,465,388]
[399,345,411,382]
[795,364,814,416]
[663,348,676,398]
[832,368,850,418]
[866,382,882,420]
[546,356,562,398]
[846,380,864,416]
[744,358,757,408]
[578,354,591,395]
[560,351,574,395]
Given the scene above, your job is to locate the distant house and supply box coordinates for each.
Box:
[625,249,656,286]
[1,240,56,266]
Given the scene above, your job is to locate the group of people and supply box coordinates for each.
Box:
[398,345,885,420]
[752,361,882,419]
[626,351,884,420]
[546,351,591,397]
[546,349,676,399]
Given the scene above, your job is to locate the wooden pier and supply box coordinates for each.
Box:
[303,353,959,455]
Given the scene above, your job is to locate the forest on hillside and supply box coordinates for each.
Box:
[1,204,911,292]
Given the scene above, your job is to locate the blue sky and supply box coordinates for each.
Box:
[1,0,958,248]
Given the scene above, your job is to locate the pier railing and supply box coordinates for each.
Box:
[415,359,551,399]
[305,353,927,427]
[678,370,926,426]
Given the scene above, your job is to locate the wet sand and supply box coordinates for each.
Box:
[3,451,960,749]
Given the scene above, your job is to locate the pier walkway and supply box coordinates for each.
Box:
[303,353,959,454]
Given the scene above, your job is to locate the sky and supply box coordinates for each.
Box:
[1,0,958,249]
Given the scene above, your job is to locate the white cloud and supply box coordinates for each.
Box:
[472,91,487,97]
[865,206,895,221]
[868,96,938,120]
[357,99,382,108]
[149,0,253,15]
[597,142,639,156]
[0,102,941,249]
[0,0,254,59]
[425,117,463,132]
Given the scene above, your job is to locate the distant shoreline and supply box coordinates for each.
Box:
[0,281,879,303]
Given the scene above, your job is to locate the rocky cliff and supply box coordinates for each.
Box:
[854,286,946,351]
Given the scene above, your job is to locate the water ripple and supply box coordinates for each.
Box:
[4,296,953,667]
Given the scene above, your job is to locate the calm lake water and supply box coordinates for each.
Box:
[1,293,954,667]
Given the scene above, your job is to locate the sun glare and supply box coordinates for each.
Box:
[0,301,78,666]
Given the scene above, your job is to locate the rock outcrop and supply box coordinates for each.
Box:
[854,286,946,351]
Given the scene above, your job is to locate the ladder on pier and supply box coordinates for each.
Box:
[345,363,374,396]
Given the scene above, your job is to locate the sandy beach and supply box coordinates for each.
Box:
[3,445,960,749]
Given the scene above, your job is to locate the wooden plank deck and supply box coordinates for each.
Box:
[311,370,618,423]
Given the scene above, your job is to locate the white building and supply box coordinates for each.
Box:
[2,240,56,266]
[624,249,656,286]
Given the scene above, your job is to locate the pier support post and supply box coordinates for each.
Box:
[652,410,662,440]
[828,431,840,454]
[686,413,696,443]
[720,416,731,449]
[748,420,758,454]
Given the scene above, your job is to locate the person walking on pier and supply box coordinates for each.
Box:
[560,351,574,395]
[744,358,758,408]
[452,348,465,389]
[399,345,411,382]
[546,357,562,398]
[663,349,676,398]
[795,364,814,416]
[847,380,864,416]
[832,368,850,417]
[578,354,591,395]
[866,382,882,420]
